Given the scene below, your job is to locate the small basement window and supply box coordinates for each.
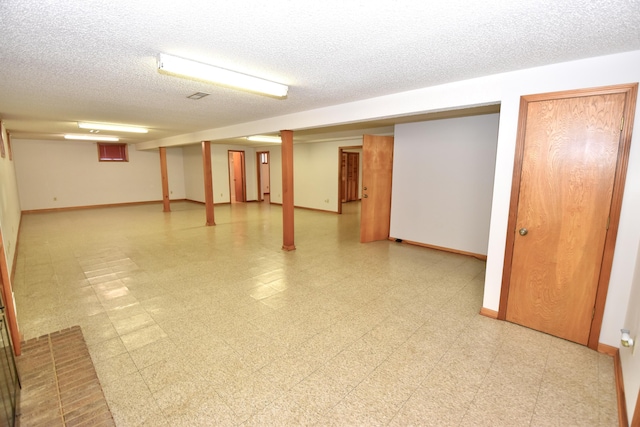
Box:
[97,143,128,162]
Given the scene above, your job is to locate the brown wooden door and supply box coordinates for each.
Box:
[229,151,245,203]
[234,151,244,201]
[632,390,640,427]
[505,92,627,345]
[360,135,394,243]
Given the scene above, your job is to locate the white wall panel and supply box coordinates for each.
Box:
[0,124,21,273]
[390,114,499,256]
[12,139,185,211]
[182,143,205,202]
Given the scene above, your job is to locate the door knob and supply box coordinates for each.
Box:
[363,187,368,190]
[519,228,528,236]
[363,194,368,198]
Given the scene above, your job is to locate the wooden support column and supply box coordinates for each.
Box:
[281,130,295,251]
[159,147,171,212]
[202,141,215,226]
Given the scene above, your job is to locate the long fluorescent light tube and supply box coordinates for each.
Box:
[158,53,288,98]
[65,134,119,142]
[78,122,148,133]
[246,135,282,143]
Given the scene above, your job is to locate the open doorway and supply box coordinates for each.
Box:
[342,152,359,203]
[256,151,270,202]
[337,145,362,214]
[228,150,246,203]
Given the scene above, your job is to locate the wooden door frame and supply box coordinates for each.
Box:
[228,150,247,202]
[0,227,20,356]
[498,83,638,350]
[632,389,640,427]
[337,145,362,214]
[256,151,270,202]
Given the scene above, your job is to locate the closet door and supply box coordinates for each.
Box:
[500,84,637,347]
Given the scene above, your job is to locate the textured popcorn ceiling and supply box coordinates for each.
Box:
[0,0,639,146]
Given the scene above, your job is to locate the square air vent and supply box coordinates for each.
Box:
[187,92,210,100]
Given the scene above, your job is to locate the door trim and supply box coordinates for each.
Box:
[498,83,638,350]
[256,152,263,202]
[632,389,640,427]
[0,227,20,355]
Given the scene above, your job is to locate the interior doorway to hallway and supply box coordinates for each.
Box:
[337,145,362,214]
[341,152,360,203]
[256,151,270,202]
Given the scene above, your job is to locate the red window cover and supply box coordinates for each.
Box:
[98,143,128,162]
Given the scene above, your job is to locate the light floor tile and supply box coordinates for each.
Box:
[93,351,139,386]
[13,201,620,426]
[139,359,194,394]
[323,392,399,426]
[103,371,162,427]
[128,337,181,370]
[532,380,600,425]
[120,324,168,352]
[243,394,320,426]
[87,336,128,363]
[111,312,156,336]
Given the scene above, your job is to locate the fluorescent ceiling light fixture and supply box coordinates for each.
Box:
[65,134,119,142]
[78,122,148,133]
[158,53,288,98]
[246,135,282,143]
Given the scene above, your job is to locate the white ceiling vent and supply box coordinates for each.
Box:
[187,92,210,100]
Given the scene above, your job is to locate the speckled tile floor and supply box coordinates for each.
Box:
[13,201,618,426]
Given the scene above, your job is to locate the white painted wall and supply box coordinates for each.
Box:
[621,241,640,421]
[390,114,499,256]
[269,147,282,204]
[0,123,21,336]
[267,138,363,211]
[183,143,205,202]
[0,123,21,274]
[294,141,339,211]
[182,143,257,203]
[166,147,186,201]
[12,139,186,210]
